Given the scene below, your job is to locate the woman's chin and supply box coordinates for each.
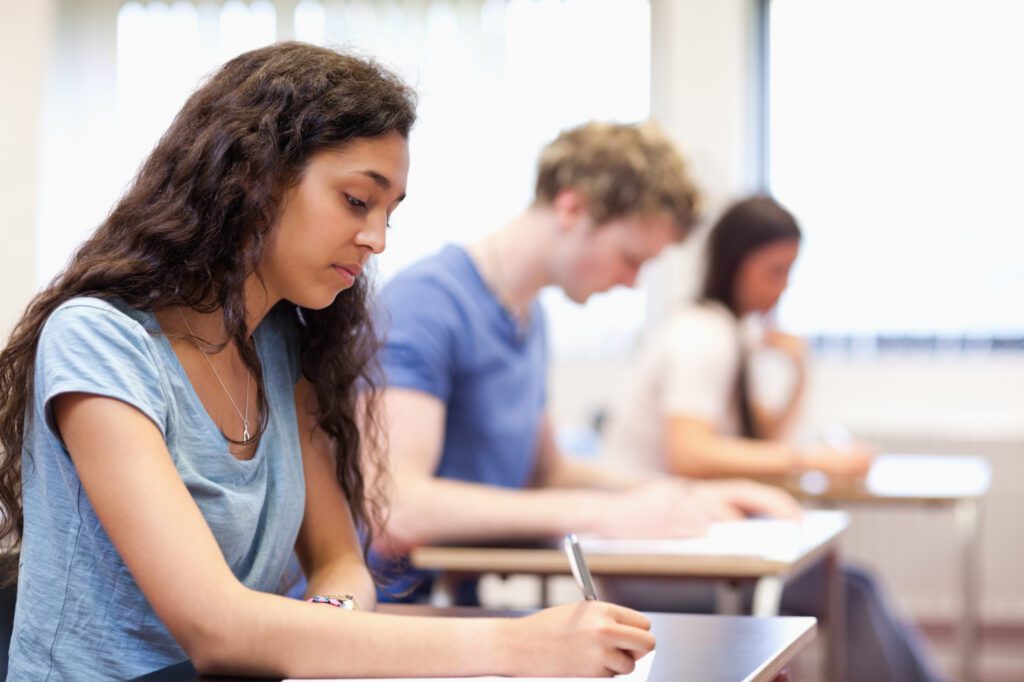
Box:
[293,287,352,311]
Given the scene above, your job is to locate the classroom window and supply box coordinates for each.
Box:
[765,0,1024,343]
[38,0,652,361]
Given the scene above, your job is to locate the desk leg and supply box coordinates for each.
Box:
[752,575,785,617]
[955,498,981,682]
[715,581,743,615]
[430,573,457,608]
[824,548,845,682]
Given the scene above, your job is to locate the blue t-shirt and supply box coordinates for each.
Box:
[373,245,547,599]
[9,297,307,681]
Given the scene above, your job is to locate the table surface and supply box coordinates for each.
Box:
[775,453,992,503]
[132,604,817,682]
[411,510,848,579]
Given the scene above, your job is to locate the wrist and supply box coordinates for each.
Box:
[792,445,813,473]
[306,594,359,610]
[561,489,607,536]
[482,617,519,676]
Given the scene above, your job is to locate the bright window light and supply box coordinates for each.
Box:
[42,0,651,360]
[769,0,1024,338]
[293,0,326,45]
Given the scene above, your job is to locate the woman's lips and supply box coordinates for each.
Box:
[333,263,361,284]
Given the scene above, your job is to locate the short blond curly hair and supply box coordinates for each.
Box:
[533,121,701,239]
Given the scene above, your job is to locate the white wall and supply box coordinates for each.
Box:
[0,1,57,341]
[643,0,762,324]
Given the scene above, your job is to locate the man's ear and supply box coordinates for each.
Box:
[551,188,590,233]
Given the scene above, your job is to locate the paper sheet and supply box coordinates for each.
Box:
[285,649,655,681]
[577,510,847,562]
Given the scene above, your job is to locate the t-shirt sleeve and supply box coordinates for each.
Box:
[659,310,740,424]
[36,302,169,445]
[377,276,460,402]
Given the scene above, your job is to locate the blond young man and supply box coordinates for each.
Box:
[372,122,800,602]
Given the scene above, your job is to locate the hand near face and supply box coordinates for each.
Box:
[763,329,807,363]
[800,442,876,478]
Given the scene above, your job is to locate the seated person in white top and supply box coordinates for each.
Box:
[602,196,944,682]
[603,196,872,477]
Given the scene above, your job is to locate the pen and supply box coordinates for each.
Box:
[563,533,598,601]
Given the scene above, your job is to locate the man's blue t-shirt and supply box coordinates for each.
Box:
[374,245,547,598]
[9,298,307,680]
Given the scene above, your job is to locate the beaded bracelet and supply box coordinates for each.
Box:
[307,594,358,610]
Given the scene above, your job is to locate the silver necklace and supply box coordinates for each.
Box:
[176,308,252,441]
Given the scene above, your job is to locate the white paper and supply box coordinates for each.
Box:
[866,453,991,497]
[286,649,655,681]
[577,510,848,562]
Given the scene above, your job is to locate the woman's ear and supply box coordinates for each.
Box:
[551,188,590,233]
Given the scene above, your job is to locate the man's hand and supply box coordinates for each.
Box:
[593,479,713,538]
[689,479,804,520]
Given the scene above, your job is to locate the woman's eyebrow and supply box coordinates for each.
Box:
[357,169,391,189]
[355,170,406,201]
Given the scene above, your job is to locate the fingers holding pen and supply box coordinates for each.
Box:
[604,647,643,676]
[603,620,656,658]
[506,600,655,677]
[587,602,656,674]
[604,601,652,631]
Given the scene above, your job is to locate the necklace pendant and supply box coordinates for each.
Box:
[243,425,251,441]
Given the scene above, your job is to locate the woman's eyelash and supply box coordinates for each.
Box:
[345,194,368,209]
[345,192,397,228]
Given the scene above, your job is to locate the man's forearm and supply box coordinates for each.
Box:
[539,454,654,490]
[382,475,610,549]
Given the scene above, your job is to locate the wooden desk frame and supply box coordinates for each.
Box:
[412,514,847,681]
[774,453,991,682]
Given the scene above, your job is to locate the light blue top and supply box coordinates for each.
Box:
[371,245,547,599]
[8,297,306,681]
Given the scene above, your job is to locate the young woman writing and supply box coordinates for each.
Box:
[0,42,653,680]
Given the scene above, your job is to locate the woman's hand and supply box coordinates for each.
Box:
[502,601,655,677]
[800,442,876,478]
[763,329,807,363]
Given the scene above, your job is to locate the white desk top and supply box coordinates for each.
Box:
[412,510,849,578]
[793,453,992,502]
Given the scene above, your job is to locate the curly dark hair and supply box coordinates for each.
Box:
[0,42,417,585]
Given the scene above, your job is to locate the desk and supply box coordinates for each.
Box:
[411,510,847,680]
[131,604,817,682]
[778,453,991,682]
